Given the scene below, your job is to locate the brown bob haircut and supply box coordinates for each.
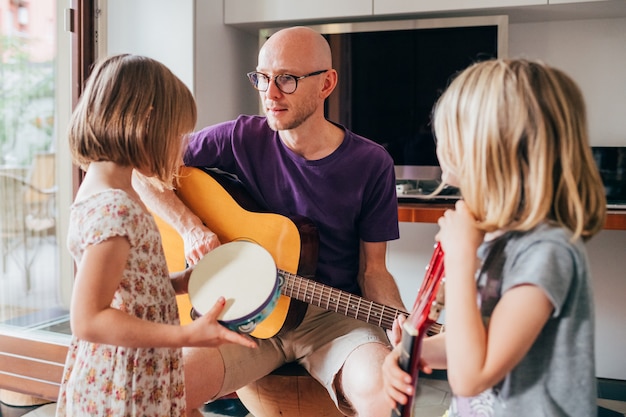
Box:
[68,54,197,189]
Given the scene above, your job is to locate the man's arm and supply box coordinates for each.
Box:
[358,240,406,311]
[133,171,219,264]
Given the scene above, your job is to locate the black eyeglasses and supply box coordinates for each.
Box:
[246,70,328,94]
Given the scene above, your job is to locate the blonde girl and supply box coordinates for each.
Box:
[384,59,606,417]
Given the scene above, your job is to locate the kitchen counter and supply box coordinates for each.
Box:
[398,203,626,231]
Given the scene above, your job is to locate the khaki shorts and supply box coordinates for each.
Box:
[214,304,391,413]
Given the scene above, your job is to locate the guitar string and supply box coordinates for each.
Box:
[277,270,442,334]
[279,270,400,328]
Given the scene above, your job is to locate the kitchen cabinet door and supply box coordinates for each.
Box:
[374,0,545,15]
[225,0,372,25]
[549,0,608,3]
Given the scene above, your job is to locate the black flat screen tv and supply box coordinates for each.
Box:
[261,16,508,184]
[592,146,626,208]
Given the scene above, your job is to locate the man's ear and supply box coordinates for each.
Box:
[320,69,338,99]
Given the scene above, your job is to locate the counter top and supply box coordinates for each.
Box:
[398,203,626,231]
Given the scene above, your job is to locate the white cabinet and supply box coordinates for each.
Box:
[223,0,624,26]
[549,0,608,3]
[374,0,545,15]
[224,0,372,25]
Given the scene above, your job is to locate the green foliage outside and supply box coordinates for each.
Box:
[0,34,55,166]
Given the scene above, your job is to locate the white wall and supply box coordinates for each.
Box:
[586,230,626,379]
[193,1,258,127]
[55,0,74,308]
[389,17,626,380]
[105,0,195,93]
[102,0,259,128]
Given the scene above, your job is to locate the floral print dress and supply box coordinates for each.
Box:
[56,190,186,417]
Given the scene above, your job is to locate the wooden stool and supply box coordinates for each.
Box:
[236,362,345,417]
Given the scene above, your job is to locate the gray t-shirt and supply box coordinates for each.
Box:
[449,223,596,417]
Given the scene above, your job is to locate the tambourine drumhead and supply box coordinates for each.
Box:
[188,241,278,327]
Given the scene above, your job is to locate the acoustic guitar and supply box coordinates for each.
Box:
[156,167,442,339]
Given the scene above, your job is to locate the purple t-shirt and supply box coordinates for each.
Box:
[184,115,399,295]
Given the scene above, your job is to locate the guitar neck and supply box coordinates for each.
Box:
[279,270,405,330]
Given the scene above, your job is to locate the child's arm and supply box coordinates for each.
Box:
[70,236,256,350]
[437,201,553,397]
[446,283,552,396]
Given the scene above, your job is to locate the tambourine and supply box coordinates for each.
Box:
[188,240,281,333]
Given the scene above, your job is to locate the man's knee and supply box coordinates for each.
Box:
[184,347,225,410]
[337,343,391,410]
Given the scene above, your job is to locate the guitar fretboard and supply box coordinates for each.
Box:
[278,270,404,330]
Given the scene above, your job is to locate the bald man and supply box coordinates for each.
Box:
[137,26,405,417]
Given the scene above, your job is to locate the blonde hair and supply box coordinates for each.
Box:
[68,54,197,189]
[433,59,606,240]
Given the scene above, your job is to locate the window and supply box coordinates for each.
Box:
[0,0,67,333]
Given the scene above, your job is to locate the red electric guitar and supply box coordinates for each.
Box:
[391,242,446,417]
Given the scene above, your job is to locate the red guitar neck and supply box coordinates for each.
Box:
[407,243,445,331]
[391,243,446,417]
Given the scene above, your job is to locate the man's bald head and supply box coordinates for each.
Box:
[258,26,332,72]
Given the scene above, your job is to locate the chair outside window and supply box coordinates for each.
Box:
[0,152,56,291]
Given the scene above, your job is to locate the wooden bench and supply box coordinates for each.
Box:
[0,327,69,403]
